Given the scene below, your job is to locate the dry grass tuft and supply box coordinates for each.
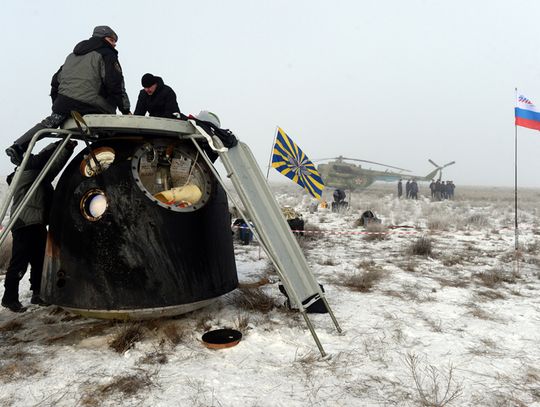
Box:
[466,304,500,321]
[486,393,530,407]
[99,372,154,396]
[48,306,67,315]
[358,259,377,269]
[195,312,214,332]
[436,277,470,289]
[318,257,338,266]
[399,258,417,272]
[466,213,489,228]
[160,323,186,346]
[294,350,319,365]
[234,313,250,330]
[475,289,506,301]
[405,352,463,407]
[0,320,23,332]
[524,240,540,254]
[342,268,385,292]
[422,316,443,333]
[525,367,540,384]
[0,349,41,383]
[140,319,162,332]
[109,324,144,353]
[80,370,155,406]
[427,216,451,231]
[408,237,433,257]
[440,254,464,267]
[0,360,41,383]
[139,351,168,365]
[525,255,540,266]
[60,313,83,322]
[475,268,519,288]
[229,287,276,313]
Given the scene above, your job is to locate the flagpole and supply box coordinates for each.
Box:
[265,126,279,180]
[514,122,519,249]
[514,88,520,273]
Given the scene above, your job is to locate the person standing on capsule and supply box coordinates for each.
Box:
[5,25,131,165]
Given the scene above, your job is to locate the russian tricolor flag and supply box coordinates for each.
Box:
[515,94,540,130]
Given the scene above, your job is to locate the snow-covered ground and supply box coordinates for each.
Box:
[1,183,539,407]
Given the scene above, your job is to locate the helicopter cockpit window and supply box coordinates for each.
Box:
[333,165,353,174]
[131,143,212,212]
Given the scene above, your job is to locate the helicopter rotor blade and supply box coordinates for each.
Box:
[340,157,412,172]
[441,161,456,169]
[428,159,455,180]
[429,159,455,170]
[313,157,411,172]
[313,157,339,163]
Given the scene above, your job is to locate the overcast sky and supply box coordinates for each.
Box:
[2,0,540,188]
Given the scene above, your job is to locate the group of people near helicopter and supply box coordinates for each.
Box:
[428,179,456,200]
[397,179,455,201]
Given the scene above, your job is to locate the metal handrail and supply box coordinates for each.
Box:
[0,129,76,247]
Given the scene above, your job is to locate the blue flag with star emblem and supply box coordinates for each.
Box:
[271,127,324,199]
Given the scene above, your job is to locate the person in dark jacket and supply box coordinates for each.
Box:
[6,25,130,165]
[333,188,346,203]
[134,73,181,119]
[429,180,436,199]
[397,179,403,198]
[1,140,77,312]
[410,179,419,199]
[405,180,411,199]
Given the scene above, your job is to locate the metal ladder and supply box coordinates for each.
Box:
[189,123,342,357]
[0,129,75,247]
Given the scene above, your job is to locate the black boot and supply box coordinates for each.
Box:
[31,293,49,306]
[5,144,24,165]
[8,113,67,165]
[1,299,27,313]
[7,123,48,165]
[3,266,25,312]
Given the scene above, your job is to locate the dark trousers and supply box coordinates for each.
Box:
[14,114,67,151]
[2,224,47,303]
[14,94,104,150]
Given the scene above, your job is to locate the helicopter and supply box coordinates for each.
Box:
[316,156,455,191]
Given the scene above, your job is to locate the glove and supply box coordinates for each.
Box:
[215,128,238,148]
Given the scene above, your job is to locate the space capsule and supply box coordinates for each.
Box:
[41,115,238,319]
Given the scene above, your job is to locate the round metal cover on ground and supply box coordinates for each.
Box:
[202,329,242,349]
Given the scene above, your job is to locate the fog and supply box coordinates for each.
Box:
[2,0,540,187]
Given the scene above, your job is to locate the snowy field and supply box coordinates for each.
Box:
[0,183,539,407]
